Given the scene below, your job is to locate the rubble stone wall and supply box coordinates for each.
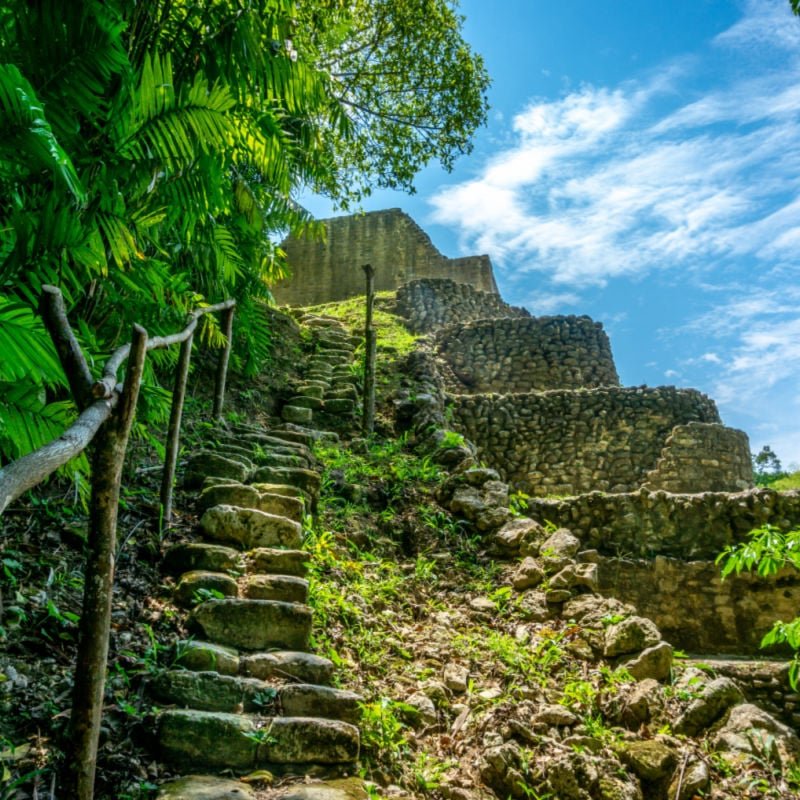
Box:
[273,210,498,306]
[436,316,620,393]
[395,278,529,333]
[596,555,800,654]
[526,488,800,559]
[449,387,721,495]
[643,422,752,493]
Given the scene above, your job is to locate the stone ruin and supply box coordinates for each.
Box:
[274,210,800,673]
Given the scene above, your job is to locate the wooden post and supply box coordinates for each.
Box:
[212,305,235,421]
[159,324,196,528]
[65,325,148,800]
[362,264,376,435]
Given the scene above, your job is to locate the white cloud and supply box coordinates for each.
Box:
[429,1,800,291]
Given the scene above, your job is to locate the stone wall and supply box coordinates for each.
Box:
[526,489,800,559]
[272,210,498,306]
[395,278,528,334]
[596,555,800,654]
[436,316,620,393]
[643,422,752,493]
[690,659,800,730]
[449,387,721,495]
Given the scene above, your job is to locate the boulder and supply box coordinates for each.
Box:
[673,677,744,736]
[604,616,662,657]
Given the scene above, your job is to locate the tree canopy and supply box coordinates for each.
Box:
[0,0,489,476]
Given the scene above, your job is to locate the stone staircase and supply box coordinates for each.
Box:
[282,315,361,427]
[154,318,365,798]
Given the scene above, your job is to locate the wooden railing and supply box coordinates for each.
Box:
[0,285,235,799]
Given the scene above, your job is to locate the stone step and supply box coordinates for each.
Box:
[287,395,324,411]
[151,671,360,722]
[323,399,355,415]
[265,429,318,448]
[332,376,360,389]
[163,543,244,576]
[244,574,308,603]
[200,505,303,550]
[157,774,257,799]
[246,547,308,577]
[157,710,359,769]
[174,571,239,607]
[296,384,325,400]
[184,452,251,488]
[197,484,304,523]
[317,347,353,359]
[306,371,333,383]
[282,405,313,425]
[274,424,339,445]
[240,432,312,457]
[307,361,334,374]
[175,643,334,685]
[190,599,312,651]
[250,467,321,500]
[326,386,358,402]
[253,451,313,470]
[208,442,259,462]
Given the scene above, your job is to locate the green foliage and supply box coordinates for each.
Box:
[717,525,800,688]
[299,0,490,205]
[752,445,787,487]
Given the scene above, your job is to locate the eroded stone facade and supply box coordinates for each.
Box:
[450,387,723,496]
[437,316,619,394]
[395,278,528,333]
[273,210,498,306]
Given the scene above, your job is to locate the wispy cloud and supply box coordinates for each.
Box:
[429,0,800,291]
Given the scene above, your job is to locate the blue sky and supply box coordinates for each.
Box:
[301,0,800,468]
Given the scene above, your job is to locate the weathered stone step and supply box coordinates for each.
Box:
[244,574,309,603]
[197,484,304,523]
[239,432,312,456]
[174,571,239,607]
[190,599,312,651]
[324,399,355,415]
[307,361,333,374]
[207,442,259,461]
[306,371,333,383]
[288,395,324,411]
[296,384,325,399]
[273,424,339,446]
[251,467,321,500]
[282,405,313,425]
[253,451,312,470]
[317,347,353,359]
[247,547,308,577]
[157,774,256,799]
[184,452,251,488]
[200,505,303,550]
[164,543,244,575]
[151,671,361,722]
[326,386,358,402]
[176,642,334,685]
[157,710,359,769]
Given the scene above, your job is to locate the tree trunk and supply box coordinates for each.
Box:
[64,325,148,800]
[362,264,376,435]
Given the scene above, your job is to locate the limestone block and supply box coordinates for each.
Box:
[175,640,240,675]
[200,504,303,549]
[157,775,255,800]
[241,651,334,685]
[163,543,244,575]
[244,574,309,604]
[603,616,662,657]
[282,405,313,425]
[174,571,239,607]
[247,547,308,577]
[190,599,312,651]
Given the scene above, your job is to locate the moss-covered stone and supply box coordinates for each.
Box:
[174,571,239,607]
[190,599,312,651]
[244,574,309,604]
[163,543,244,575]
[200,505,302,550]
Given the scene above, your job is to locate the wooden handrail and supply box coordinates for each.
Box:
[0,285,237,800]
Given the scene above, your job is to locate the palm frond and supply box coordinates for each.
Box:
[0,64,86,203]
